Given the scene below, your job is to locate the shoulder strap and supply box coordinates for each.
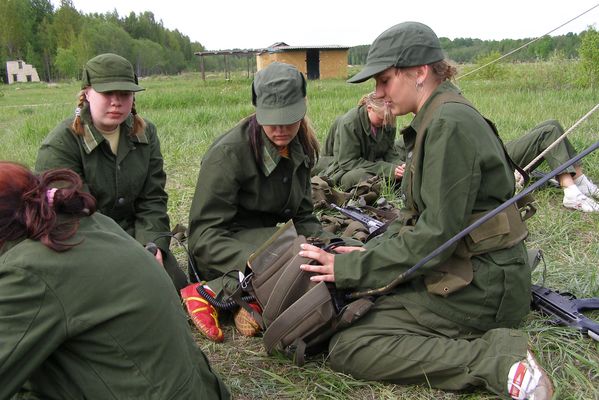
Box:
[407,92,529,214]
[406,92,468,212]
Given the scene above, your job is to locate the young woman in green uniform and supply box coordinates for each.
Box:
[299,22,553,400]
[184,62,324,342]
[0,163,229,400]
[35,53,188,291]
[314,92,405,188]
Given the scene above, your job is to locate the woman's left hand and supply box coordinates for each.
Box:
[395,163,405,179]
[299,243,336,282]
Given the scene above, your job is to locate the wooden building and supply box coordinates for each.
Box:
[256,42,350,80]
[195,42,350,80]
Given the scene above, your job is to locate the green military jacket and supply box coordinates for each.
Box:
[0,213,229,400]
[35,106,171,251]
[334,82,531,331]
[188,117,323,281]
[323,105,402,185]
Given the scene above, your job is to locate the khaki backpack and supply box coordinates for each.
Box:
[242,221,373,365]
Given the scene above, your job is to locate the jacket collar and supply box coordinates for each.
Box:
[259,129,309,176]
[79,104,148,154]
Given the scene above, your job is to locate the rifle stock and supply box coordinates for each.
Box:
[531,284,599,341]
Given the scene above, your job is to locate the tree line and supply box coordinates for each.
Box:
[0,0,597,82]
[349,31,590,66]
[0,0,206,81]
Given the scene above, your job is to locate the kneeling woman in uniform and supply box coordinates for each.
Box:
[184,62,324,342]
[315,91,405,189]
[0,163,229,400]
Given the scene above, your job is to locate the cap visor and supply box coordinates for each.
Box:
[92,81,145,93]
[347,63,392,84]
[256,100,306,126]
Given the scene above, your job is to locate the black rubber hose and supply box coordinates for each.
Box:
[195,284,255,311]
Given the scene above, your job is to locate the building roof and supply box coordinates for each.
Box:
[195,49,258,56]
[195,43,350,57]
[260,43,350,53]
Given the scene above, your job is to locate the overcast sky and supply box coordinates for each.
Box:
[55,0,598,50]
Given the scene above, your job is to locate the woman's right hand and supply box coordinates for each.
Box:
[395,163,406,179]
[298,244,364,282]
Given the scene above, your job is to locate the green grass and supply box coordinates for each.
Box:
[1,62,598,399]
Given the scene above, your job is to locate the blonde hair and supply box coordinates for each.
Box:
[358,92,396,128]
[71,89,146,136]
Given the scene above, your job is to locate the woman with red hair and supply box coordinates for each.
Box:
[0,163,229,399]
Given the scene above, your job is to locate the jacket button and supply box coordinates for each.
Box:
[284,208,291,216]
[282,176,289,183]
[117,197,126,205]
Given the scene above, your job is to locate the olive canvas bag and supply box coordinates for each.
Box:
[244,221,373,365]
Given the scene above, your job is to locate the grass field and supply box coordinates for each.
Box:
[1,62,598,399]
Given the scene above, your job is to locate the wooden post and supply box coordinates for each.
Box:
[200,55,205,81]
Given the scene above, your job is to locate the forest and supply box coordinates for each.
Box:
[0,0,596,82]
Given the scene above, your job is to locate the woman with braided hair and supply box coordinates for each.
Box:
[0,163,229,399]
[35,53,188,291]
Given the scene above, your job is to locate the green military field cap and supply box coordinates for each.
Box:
[82,53,144,92]
[252,62,307,125]
[348,22,444,83]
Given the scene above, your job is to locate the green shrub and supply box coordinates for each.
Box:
[578,26,599,87]
[467,50,506,80]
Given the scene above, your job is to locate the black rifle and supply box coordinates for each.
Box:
[330,203,387,238]
[531,284,599,341]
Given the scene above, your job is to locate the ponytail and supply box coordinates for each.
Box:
[0,163,96,252]
[430,59,458,81]
[131,97,146,135]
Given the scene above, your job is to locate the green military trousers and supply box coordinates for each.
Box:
[327,294,528,398]
[506,119,578,174]
[311,157,377,189]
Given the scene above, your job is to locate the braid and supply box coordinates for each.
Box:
[71,90,87,136]
[131,98,146,136]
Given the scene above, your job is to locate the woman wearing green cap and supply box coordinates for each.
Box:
[0,163,229,399]
[184,62,323,342]
[314,91,405,189]
[299,22,552,400]
[35,53,188,292]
